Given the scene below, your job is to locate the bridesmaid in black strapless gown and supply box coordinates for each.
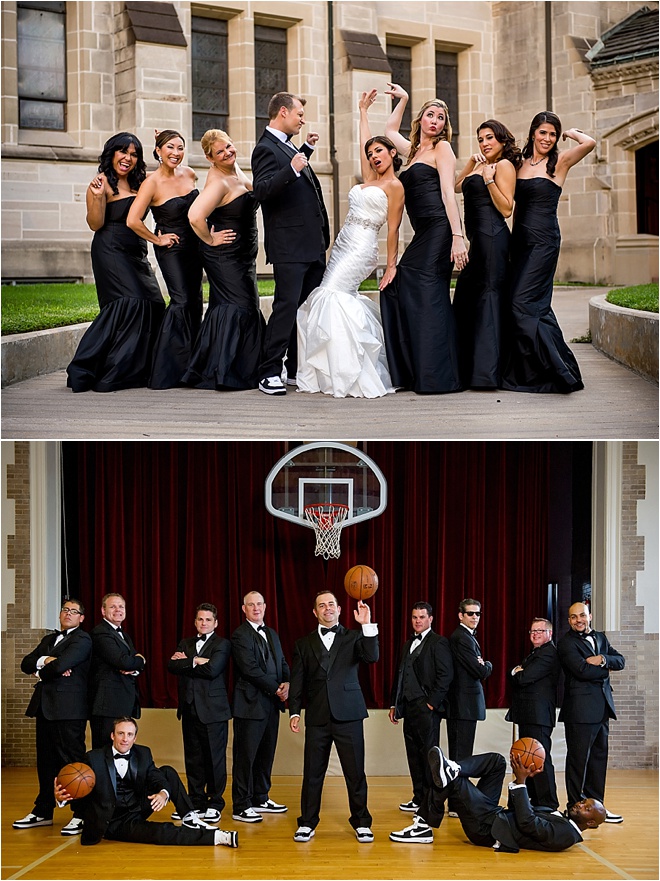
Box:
[67,132,165,392]
[183,192,264,389]
[148,190,203,388]
[453,120,520,389]
[380,163,462,393]
[500,111,595,393]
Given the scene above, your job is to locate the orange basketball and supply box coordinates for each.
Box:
[344,565,379,601]
[57,762,96,799]
[510,737,545,772]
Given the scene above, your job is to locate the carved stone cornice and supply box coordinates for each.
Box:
[591,58,659,88]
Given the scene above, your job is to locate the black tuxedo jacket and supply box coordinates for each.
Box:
[557,629,625,724]
[505,641,560,728]
[289,625,378,725]
[22,627,91,720]
[448,625,492,721]
[251,129,329,263]
[231,621,290,720]
[391,632,453,718]
[77,743,168,845]
[167,632,231,724]
[491,785,582,852]
[90,619,145,718]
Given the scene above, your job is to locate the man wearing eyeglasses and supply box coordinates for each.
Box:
[505,618,560,809]
[447,599,492,815]
[13,599,91,835]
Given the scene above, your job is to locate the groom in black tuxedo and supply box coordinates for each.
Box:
[288,592,379,843]
[251,91,329,395]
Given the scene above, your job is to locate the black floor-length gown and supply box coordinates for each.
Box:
[149,190,203,389]
[500,178,584,393]
[67,197,165,392]
[452,174,510,389]
[183,192,264,389]
[380,162,462,394]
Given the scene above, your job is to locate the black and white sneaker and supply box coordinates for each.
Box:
[253,799,287,813]
[259,376,286,395]
[171,811,181,821]
[399,799,419,812]
[203,808,222,823]
[605,810,624,824]
[232,808,264,823]
[389,815,434,844]
[428,745,461,790]
[12,813,53,829]
[182,811,215,830]
[293,825,315,842]
[60,817,83,836]
[356,826,374,843]
[215,829,239,848]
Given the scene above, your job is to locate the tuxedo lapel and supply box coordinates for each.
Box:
[105,748,118,794]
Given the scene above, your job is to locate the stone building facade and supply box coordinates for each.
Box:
[1,1,657,285]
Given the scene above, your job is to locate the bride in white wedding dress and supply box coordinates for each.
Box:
[296,90,405,398]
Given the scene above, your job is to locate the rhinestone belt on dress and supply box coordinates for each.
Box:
[343,212,381,232]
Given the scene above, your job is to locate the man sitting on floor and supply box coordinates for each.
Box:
[54,716,238,848]
[390,746,605,851]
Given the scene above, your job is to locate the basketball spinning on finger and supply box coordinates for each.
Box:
[344,565,379,601]
[510,737,546,771]
[57,762,96,799]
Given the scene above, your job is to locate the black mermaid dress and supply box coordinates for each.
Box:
[183,192,264,389]
[500,178,583,393]
[452,174,510,389]
[380,162,462,394]
[149,190,203,389]
[66,197,165,392]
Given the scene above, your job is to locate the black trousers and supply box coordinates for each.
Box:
[181,704,228,812]
[402,698,440,805]
[421,751,507,848]
[564,713,610,807]
[232,702,280,812]
[260,256,326,379]
[300,719,371,830]
[518,722,558,809]
[34,712,86,818]
[447,717,478,812]
[105,765,215,846]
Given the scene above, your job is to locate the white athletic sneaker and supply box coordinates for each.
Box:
[389,815,434,844]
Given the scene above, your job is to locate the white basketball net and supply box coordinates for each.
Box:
[304,503,349,560]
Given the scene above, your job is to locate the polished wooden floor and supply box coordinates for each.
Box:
[1,768,657,880]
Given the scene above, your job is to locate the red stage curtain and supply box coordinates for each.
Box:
[63,441,550,710]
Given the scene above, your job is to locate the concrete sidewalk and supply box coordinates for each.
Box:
[2,287,657,440]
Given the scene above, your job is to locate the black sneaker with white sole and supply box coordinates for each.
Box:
[232,808,264,823]
[253,799,287,813]
[259,376,286,395]
[13,812,53,829]
[604,810,624,823]
[399,799,419,812]
[428,745,461,790]
[389,816,434,844]
[60,817,84,836]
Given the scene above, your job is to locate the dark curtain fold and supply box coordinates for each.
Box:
[62,441,553,711]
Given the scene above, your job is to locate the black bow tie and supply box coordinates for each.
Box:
[114,751,131,761]
[257,625,266,633]
[197,633,208,642]
[412,633,423,642]
[578,631,592,639]
[321,626,339,636]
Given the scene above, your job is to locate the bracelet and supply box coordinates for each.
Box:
[485,179,495,186]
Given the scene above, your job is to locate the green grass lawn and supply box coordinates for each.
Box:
[606,283,658,313]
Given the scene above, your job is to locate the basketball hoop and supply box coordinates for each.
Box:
[304,503,349,560]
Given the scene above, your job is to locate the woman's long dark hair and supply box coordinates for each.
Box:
[522,111,562,178]
[98,132,146,195]
[477,119,523,170]
[364,135,402,172]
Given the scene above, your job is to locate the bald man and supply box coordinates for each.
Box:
[557,603,625,823]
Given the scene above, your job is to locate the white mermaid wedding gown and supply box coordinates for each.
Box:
[296,185,395,398]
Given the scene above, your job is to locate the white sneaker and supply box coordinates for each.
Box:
[182,811,215,830]
[294,825,315,842]
[253,799,287,813]
[605,809,624,823]
[259,376,286,395]
[214,829,239,848]
[61,817,83,836]
[232,807,264,823]
[389,815,434,844]
[12,813,53,829]
[356,826,374,843]
[203,808,222,823]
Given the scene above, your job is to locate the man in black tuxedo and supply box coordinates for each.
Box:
[447,598,492,812]
[54,716,237,848]
[289,592,379,843]
[13,598,91,835]
[230,590,290,823]
[391,745,606,849]
[505,617,560,809]
[90,592,146,748]
[389,601,453,814]
[251,91,329,395]
[558,602,625,822]
[167,603,231,823]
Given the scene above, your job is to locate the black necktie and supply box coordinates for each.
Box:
[321,626,339,636]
